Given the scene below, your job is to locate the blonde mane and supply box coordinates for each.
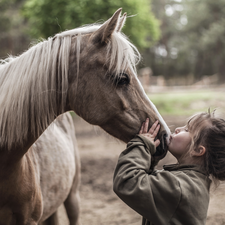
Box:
[0,23,140,149]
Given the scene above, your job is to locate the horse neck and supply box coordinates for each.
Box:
[0,36,72,155]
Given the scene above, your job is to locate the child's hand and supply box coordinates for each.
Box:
[139,118,161,147]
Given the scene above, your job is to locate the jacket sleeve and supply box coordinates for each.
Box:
[113,135,181,225]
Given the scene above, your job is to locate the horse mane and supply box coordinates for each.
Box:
[0,23,140,149]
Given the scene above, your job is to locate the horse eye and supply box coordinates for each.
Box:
[116,73,130,86]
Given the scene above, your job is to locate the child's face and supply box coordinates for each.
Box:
[168,125,192,161]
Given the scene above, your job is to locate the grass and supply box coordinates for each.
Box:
[70,89,225,118]
[148,90,225,116]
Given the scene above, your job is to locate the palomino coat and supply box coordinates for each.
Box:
[113,135,211,225]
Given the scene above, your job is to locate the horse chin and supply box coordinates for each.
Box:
[155,131,168,157]
[99,119,139,143]
[104,127,136,143]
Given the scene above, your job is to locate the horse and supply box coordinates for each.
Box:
[0,8,171,225]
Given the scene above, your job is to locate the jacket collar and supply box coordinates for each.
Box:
[163,164,207,176]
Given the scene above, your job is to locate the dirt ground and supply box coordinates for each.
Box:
[57,115,225,225]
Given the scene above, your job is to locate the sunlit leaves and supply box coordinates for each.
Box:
[22,0,160,50]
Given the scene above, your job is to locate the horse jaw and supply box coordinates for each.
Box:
[99,78,171,150]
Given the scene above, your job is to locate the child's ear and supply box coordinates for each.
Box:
[192,145,206,157]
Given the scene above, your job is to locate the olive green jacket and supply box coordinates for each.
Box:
[113,135,211,225]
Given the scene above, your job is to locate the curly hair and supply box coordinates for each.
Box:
[187,110,225,180]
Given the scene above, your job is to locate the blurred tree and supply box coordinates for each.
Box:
[0,0,11,33]
[0,0,14,57]
[182,0,225,81]
[22,0,160,50]
[144,0,225,83]
[0,0,29,58]
[143,0,188,80]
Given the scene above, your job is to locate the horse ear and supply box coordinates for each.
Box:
[117,13,127,32]
[91,8,122,44]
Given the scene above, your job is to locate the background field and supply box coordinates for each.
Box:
[148,87,225,116]
[56,88,225,225]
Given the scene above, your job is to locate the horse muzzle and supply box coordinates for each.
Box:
[154,130,169,158]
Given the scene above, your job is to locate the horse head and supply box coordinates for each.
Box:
[63,9,171,153]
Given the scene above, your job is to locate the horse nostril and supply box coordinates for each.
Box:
[163,133,168,149]
[161,135,165,150]
[159,131,168,151]
[163,133,167,140]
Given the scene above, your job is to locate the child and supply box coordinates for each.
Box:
[113,111,225,225]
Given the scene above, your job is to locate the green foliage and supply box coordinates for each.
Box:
[143,0,189,78]
[3,0,224,82]
[0,0,13,32]
[22,0,160,49]
[181,0,225,80]
[0,0,30,58]
[143,0,225,82]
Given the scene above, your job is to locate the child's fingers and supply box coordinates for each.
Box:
[152,124,160,137]
[154,139,160,147]
[148,120,159,134]
[143,118,149,133]
[139,122,144,134]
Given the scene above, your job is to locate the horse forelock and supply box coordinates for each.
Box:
[56,24,101,37]
[57,23,141,77]
[107,32,141,78]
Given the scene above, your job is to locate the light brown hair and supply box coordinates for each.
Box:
[187,110,225,180]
